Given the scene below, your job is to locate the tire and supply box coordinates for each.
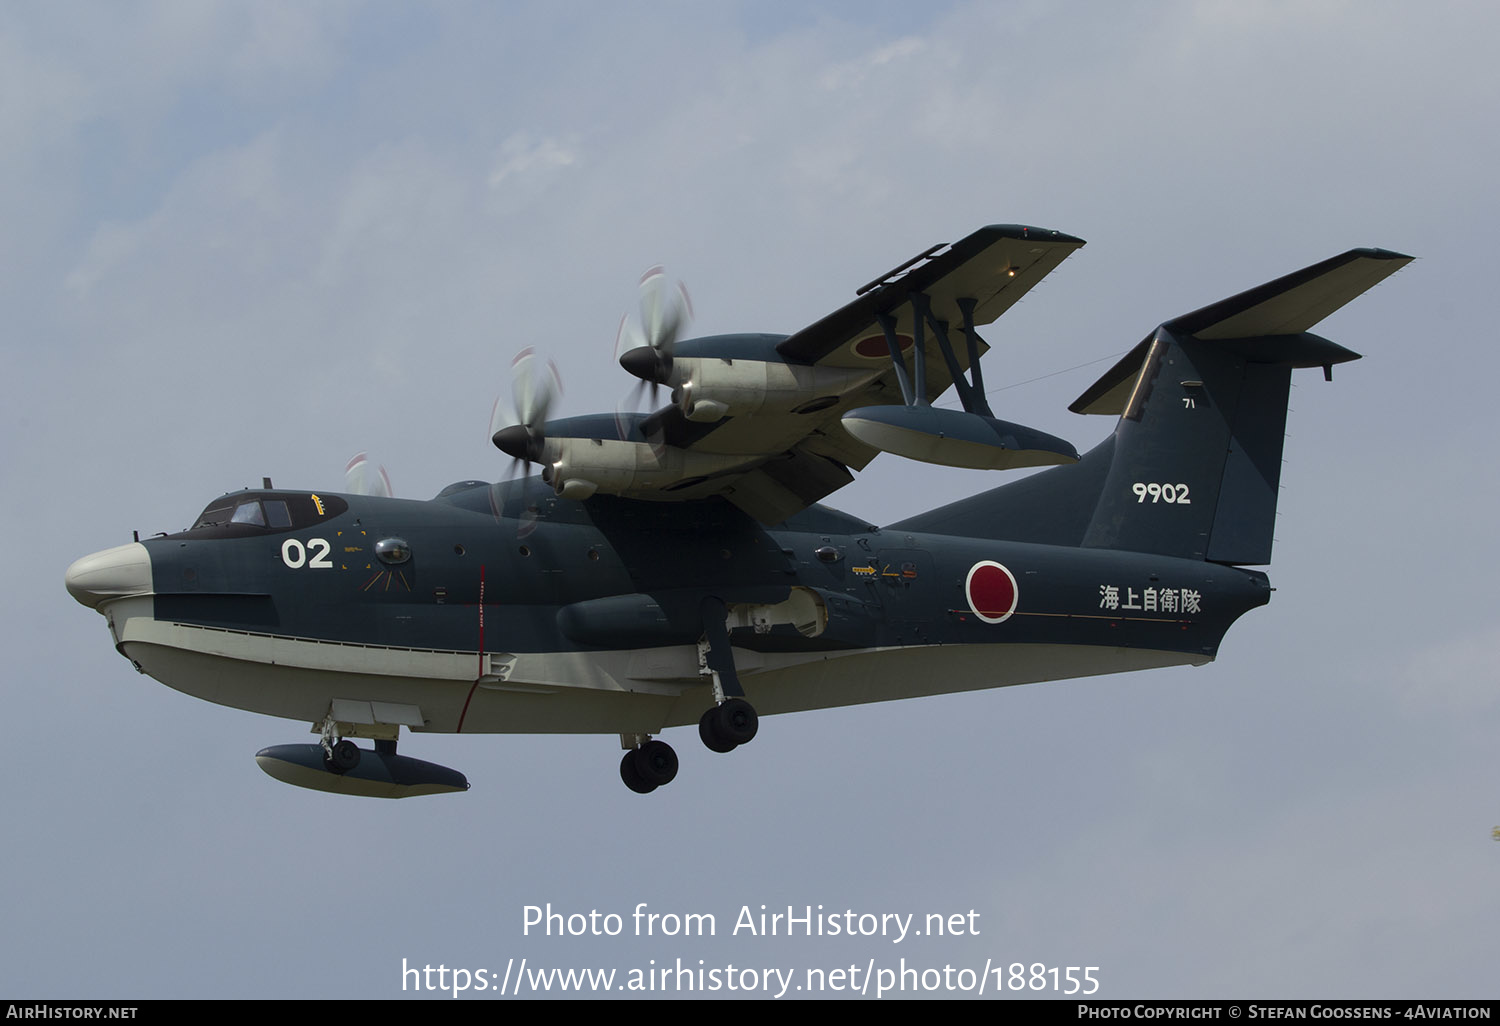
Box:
[699,706,738,753]
[714,698,758,746]
[327,739,361,773]
[633,740,679,787]
[620,750,657,794]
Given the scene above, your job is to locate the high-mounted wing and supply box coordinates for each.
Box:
[777,223,1084,368]
[641,225,1085,521]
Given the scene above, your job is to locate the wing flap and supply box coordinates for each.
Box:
[723,447,856,525]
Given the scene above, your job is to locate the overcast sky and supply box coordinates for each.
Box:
[7,0,1497,1000]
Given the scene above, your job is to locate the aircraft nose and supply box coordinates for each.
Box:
[65,542,153,609]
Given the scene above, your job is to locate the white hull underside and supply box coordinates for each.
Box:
[106,600,1208,735]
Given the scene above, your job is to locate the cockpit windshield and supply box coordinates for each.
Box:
[229,501,265,527]
[221,499,293,528]
[182,492,346,537]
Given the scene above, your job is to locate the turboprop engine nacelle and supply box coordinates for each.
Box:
[545,437,754,501]
[675,358,880,423]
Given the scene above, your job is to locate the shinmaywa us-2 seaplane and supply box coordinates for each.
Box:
[64,224,1411,797]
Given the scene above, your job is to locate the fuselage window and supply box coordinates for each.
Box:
[264,500,293,529]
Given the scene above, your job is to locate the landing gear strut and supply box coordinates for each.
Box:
[616,597,766,793]
[695,595,760,755]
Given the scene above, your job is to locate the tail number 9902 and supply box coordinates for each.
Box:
[281,538,334,569]
[1132,482,1191,504]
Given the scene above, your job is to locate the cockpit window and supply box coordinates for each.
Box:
[179,492,349,538]
[192,504,235,529]
[230,501,266,526]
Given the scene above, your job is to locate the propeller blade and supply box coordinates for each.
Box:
[511,347,562,429]
[613,312,645,365]
[487,394,509,446]
[492,349,562,464]
[618,267,691,384]
[344,453,393,498]
[486,477,541,541]
[613,378,659,441]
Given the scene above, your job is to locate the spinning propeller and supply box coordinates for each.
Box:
[485,350,561,538]
[490,347,563,473]
[616,266,692,400]
[489,268,690,487]
[344,452,392,497]
[615,266,692,439]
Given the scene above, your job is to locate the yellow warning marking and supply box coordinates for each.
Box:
[311,494,326,516]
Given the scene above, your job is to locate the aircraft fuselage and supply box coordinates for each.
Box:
[73,476,1269,740]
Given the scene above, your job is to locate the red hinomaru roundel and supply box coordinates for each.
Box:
[965,561,1018,623]
[851,333,913,359]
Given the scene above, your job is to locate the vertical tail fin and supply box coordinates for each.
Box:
[1073,326,1344,563]
[894,248,1412,564]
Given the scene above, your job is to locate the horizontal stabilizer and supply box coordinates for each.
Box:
[1070,247,1411,415]
[1164,247,1412,340]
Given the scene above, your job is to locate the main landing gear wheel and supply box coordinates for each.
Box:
[698,698,758,753]
[325,739,361,773]
[620,740,678,794]
[699,709,737,753]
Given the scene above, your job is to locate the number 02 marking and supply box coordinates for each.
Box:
[1131,482,1191,504]
[281,538,334,569]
